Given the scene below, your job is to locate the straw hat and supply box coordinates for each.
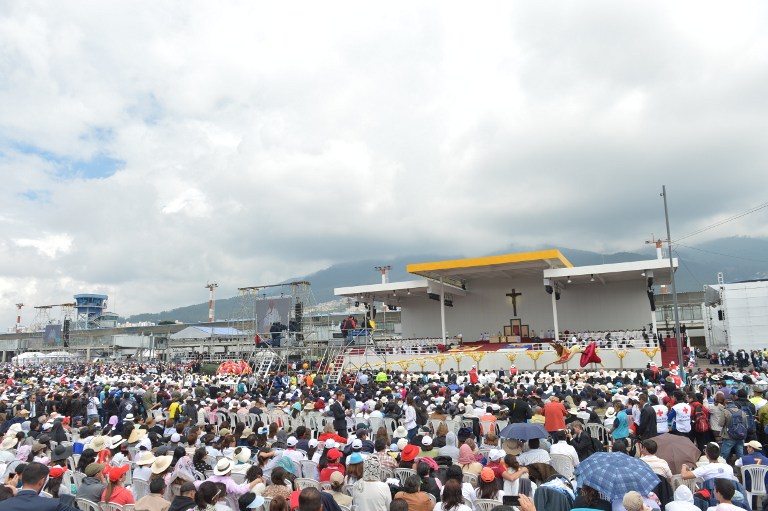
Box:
[0,437,18,450]
[89,436,108,452]
[110,435,125,449]
[151,455,173,474]
[128,428,147,444]
[136,452,156,466]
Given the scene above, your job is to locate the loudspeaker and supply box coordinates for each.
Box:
[63,319,71,347]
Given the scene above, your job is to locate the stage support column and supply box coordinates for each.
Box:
[651,309,658,337]
[440,278,447,345]
[551,289,560,342]
[86,346,91,361]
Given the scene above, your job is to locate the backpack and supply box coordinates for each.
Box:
[741,404,756,434]
[727,405,748,440]
[693,403,710,433]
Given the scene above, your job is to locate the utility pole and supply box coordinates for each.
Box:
[661,186,684,380]
[205,282,219,322]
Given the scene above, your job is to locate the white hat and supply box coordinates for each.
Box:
[170,433,181,443]
[351,439,362,449]
[214,458,233,476]
[287,436,298,447]
[488,449,504,461]
[110,435,125,449]
[234,447,251,463]
[422,436,433,447]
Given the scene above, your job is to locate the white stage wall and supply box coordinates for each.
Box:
[399,276,654,340]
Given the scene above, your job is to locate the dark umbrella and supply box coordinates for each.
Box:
[499,422,549,440]
[652,433,701,474]
[575,452,659,500]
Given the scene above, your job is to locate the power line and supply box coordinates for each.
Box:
[673,200,768,243]
[675,242,768,264]
[671,249,704,288]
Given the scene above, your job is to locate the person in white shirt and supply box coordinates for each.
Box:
[681,443,735,482]
[650,395,669,435]
[549,430,579,467]
[668,396,693,435]
[283,437,307,464]
[516,438,550,466]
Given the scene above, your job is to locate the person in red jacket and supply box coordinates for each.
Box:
[543,395,568,433]
[469,366,479,384]
[319,449,346,482]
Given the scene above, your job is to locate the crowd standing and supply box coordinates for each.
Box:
[0,358,764,511]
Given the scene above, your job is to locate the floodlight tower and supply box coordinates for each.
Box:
[374,265,391,284]
[15,303,23,333]
[205,282,219,322]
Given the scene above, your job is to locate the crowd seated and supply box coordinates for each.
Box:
[0,360,764,511]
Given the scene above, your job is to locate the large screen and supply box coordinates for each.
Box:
[256,297,292,333]
[44,324,62,345]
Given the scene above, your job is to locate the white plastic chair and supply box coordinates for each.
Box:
[550,453,575,480]
[132,479,150,500]
[462,472,478,487]
[76,499,101,511]
[742,464,768,508]
[395,468,416,486]
[474,499,502,511]
[295,478,320,490]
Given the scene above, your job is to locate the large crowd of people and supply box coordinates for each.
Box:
[0,357,764,511]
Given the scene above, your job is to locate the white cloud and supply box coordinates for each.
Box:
[13,234,73,259]
[0,0,767,328]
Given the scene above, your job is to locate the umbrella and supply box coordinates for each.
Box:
[652,433,701,474]
[499,422,549,440]
[575,452,659,500]
[447,384,462,391]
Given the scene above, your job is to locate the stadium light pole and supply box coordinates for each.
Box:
[662,185,684,381]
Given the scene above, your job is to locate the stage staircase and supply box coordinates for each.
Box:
[327,354,347,386]
[660,337,683,368]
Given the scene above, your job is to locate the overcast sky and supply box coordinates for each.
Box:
[1,1,767,329]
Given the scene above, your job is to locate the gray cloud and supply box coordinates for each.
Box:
[0,1,767,328]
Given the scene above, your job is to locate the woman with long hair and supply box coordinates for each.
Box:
[262,467,291,500]
[345,454,364,485]
[195,481,222,511]
[77,448,97,472]
[193,447,212,473]
[434,479,471,511]
[404,396,418,441]
[475,467,502,500]
[500,454,528,496]
[101,465,135,505]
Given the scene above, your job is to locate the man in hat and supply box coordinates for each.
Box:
[77,463,107,503]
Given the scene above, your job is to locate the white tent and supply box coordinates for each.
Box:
[11,352,45,366]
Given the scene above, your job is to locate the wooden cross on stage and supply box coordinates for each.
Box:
[506,288,522,316]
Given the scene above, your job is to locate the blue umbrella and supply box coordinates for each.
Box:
[575,452,659,500]
[498,422,549,440]
[447,384,462,391]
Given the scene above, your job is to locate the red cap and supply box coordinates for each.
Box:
[49,466,66,478]
[108,464,130,482]
[327,448,342,461]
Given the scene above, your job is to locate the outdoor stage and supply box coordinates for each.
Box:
[343,339,672,373]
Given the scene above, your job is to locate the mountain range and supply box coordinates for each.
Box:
[125,236,768,324]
